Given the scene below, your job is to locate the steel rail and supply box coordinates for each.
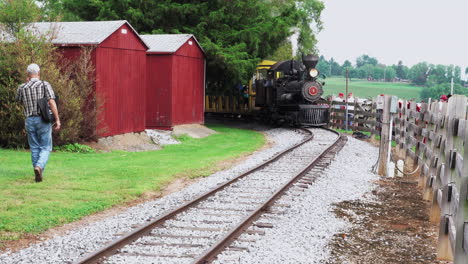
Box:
[75,128,314,264]
[193,128,346,263]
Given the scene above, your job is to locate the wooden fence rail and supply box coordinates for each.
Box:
[328,101,381,136]
[330,95,467,263]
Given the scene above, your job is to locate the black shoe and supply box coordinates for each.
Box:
[34,166,42,182]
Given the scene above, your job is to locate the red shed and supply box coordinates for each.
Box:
[140,34,206,129]
[31,21,149,137]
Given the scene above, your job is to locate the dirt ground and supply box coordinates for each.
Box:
[172,124,217,138]
[87,131,161,152]
[327,170,452,264]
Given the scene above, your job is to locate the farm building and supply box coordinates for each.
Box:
[140,34,206,129]
[21,21,149,137]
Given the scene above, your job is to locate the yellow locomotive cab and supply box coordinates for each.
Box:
[205,60,277,114]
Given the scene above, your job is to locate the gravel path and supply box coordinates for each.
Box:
[214,135,379,264]
[0,128,305,264]
[102,128,337,264]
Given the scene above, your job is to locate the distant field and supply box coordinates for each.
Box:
[322,77,424,100]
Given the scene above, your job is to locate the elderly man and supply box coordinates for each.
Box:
[16,64,61,182]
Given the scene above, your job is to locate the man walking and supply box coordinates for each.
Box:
[16,64,60,182]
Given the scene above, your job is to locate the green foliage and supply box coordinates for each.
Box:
[356,54,378,68]
[40,0,324,94]
[384,67,396,81]
[360,64,374,79]
[269,41,293,61]
[342,60,352,68]
[316,58,330,76]
[0,125,264,240]
[316,56,342,77]
[394,61,409,79]
[372,66,384,79]
[53,143,95,153]
[408,62,429,85]
[420,83,468,101]
[0,4,99,148]
[294,0,324,56]
[329,58,341,76]
[0,0,40,34]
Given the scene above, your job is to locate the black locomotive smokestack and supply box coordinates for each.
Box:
[302,54,319,69]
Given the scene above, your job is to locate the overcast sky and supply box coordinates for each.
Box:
[316,0,468,75]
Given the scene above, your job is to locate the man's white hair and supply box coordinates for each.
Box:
[27,64,40,75]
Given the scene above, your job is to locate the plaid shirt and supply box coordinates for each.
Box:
[16,78,56,117]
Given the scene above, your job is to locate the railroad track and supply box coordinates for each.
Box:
[75,128,347,264]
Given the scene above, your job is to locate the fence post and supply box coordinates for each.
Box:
[413,103,426,176]
[436,95,467,261]
[449,95,467,263]
[398,100,408,159]
[378,95,391,176]
[455,117,468,263]
[435,99,452,258]
[370,99,378,140]
[403,101,417,173]
[352,102,356,131]
[394,100,402,159]
[425,102,443,220]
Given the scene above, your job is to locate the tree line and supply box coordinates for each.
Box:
[38,0,325,95]
[316,54,468,100]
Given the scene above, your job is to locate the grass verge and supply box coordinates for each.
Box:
[0,124,265,245]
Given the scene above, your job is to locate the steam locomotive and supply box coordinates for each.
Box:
[254,55,329,126]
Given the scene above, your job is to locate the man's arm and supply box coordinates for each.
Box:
[48,99,61,131]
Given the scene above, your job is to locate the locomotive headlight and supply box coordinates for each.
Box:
[309,68,319,78]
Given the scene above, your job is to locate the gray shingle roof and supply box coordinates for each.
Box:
[140,34,204,54]
[32,20,128,44]
[1,20,148,47]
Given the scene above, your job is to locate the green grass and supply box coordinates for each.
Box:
[0,124,265,244]
[323,77,424,100]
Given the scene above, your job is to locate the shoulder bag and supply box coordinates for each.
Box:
[37,81,58,123]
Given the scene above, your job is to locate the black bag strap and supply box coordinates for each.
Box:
[41,81,48,99]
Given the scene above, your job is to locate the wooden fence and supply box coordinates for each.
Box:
[330,95,468,263]
[328,101,381,136]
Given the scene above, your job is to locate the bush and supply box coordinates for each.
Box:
[0,2,101,148]
[420,83,468,101]
[53,143,95,153]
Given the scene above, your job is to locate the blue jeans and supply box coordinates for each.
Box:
[25,116,52,172]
